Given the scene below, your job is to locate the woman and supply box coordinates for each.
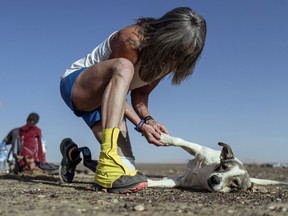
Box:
[60,7,206,193]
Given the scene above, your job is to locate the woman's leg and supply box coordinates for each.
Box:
[71,58,147,192]
[92,120,136,171]
[72,58,134,129]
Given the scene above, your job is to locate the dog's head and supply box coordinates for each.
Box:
[207,142,252,192]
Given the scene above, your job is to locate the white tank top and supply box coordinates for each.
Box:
[61,31,165,90]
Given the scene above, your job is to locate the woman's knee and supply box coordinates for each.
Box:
[112,58,134,81]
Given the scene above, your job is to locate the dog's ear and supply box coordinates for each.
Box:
[218,142,235,160]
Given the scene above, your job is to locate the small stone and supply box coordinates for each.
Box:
[77,208,87,213]
[112,199,119,203]
[227,209,234,214]
[134,204,145,211]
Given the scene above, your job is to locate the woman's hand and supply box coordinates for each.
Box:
[141,119,169,146]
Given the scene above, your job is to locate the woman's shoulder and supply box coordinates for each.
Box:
[109,24,143,64]
[112,24,143,49]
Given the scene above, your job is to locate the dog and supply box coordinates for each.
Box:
[147,133,288,192]
[69,134,288,193]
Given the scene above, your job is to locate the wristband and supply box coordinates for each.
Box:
[134,119,145,132]
[143,115,154,124]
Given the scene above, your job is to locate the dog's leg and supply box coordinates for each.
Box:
[160,133,204,156]
[148,177,180,188]
[250,178,288,185]
[160,133,221,166]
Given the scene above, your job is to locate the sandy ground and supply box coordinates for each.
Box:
[0,164,288,216]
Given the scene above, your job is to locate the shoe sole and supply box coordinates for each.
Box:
[59,138,79,183]
[59,139,71,183]
[60,138,73,158]
[93,181,148,194]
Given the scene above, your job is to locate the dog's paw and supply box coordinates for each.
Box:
[160,133,173,146]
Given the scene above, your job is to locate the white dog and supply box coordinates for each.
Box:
[147,134,288,193]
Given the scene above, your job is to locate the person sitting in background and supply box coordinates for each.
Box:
[2,128,19,146]
[3,113,59,173]
[19,112,45,170]
[2,128,20,161]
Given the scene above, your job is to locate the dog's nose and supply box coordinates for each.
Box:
[210,175,221,185]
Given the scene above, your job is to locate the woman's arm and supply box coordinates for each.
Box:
[130,79,160,119]
[130,79,169,146]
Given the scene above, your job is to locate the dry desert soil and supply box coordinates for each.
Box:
[0,164,288,216]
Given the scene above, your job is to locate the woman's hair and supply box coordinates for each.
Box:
[26,112,40,125]
[137,7,207,85]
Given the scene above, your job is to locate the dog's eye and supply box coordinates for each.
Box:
[214,163,231,172]
[215,164,229,172]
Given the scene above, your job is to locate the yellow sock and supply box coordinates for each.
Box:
[95,128,137,188]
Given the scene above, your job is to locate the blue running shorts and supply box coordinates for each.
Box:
[60,68,101,128]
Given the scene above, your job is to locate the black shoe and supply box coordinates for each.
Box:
[59,138,82,183]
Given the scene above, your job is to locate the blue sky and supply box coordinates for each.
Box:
[0,0,287,164]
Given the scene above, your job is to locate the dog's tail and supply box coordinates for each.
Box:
[250,178,288,185]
